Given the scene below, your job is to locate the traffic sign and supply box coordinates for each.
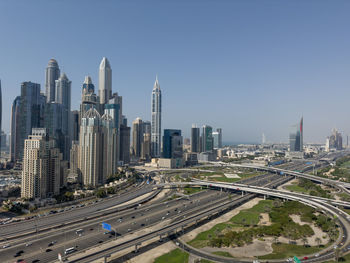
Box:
[293,256,301,263]
[102,222,111,231]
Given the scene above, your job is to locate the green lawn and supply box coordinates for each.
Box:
[188,223,231,248]
[258,243,322,260]
[154,248,189,263]
[230,199,273,225]
[285,184,309,194]
[212,251,234,258]
[183,187,203,195]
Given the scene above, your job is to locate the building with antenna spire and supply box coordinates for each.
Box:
[151,75,161,158]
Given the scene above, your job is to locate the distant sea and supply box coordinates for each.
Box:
[223,141,259,146]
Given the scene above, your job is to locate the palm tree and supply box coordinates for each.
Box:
[315,237,321,247]
[302,237,308,247]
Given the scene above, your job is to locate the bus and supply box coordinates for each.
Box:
[64,247,76,255]
[76,229,84,236]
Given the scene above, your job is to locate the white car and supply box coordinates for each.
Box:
[2,244,11,249]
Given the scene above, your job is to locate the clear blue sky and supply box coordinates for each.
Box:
[1,0,350,144]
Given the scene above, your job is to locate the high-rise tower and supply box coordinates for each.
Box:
[99,57,112,105]
[151,76,161,157]
[45,59,60,103]
[0,80,2,155]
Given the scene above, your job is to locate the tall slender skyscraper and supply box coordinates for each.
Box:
[151,76,161,157]
[10,96,21,162]
[191,125,200,153]
[45,59,60,103]
[0,80,2,155]
[202,125,213,152]
[132,117,143,158]
[99,57,112,105]
[289,117,303,152]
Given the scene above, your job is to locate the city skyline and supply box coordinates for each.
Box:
[1,1,350,143]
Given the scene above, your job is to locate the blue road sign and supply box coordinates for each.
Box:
[102,222,111,231]
[147,180,150,184]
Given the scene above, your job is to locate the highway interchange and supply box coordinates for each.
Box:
[1,151,350,263]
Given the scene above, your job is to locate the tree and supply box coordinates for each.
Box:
[96,189,107,198]
[315,237,321,247]
[301,237,308,247]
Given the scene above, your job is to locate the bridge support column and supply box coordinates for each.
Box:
[264,195,266,200]
[159,234,163,242]
[135,243,141,253]
[241,191,244,196]
[220,187,222,192]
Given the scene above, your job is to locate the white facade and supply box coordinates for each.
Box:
[98,57,112,105]
[151,76,161,157]
[45,59,60,103]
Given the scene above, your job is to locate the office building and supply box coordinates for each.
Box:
[151,76,161,157]
[202,125,213,152]
[119,124,130,165]
[191,125,200,153]
[99,57,112,105]
[17,82,45,161]
[213,128,222,149]
[163,129,183,159]
[71,110,80,142]
[0,80,1,155]
[132,118,143,158]
[80,76,98,121]
[10,96,21,162]
[289,117,303,152]
[21,128,61,199]
[79,108,103,187]
[328,128,343,150]
[45,59,60,103]
[141,133,151,161]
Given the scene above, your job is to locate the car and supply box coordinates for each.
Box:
[141,223,145,227]
[303,256,308,260]
[26,243,32,247]
[16,259,25,263]
[31,260,40,263]
[175,242,180,246]
[2,244,11,248]
[161,216,165,220]
[45,248,52,252]
[131,216,135,219]
[127,228,132,232]
[104,231,109,234]
[48,241,56,247]
[89,228,94,231]
[98,240,103,244]
[315,253,319,257]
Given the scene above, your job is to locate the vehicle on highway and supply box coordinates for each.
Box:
[315,253,319,257]
[45,248,52,252]
[76,228,84,236]
[303,256,308,260]
[127,228,132,232]
[64,247,76,255]
[48,241,56,247]
[161,216,165,220]
[2,244,11,248]
[25,242,32,247]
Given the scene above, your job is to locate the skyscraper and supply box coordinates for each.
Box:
[0,80,2,156]
[289,117,303,152]
[21,128,61,199]
[162,129,183,159]
[17,82,45,161]
[132,117,143,158]
[328,128,343,150]
[120,124,130,165]
[71,110,80,142]
[52,73,72,160]
[213,128,222,149]
[151,76,161,158]
[45,59,60,103]
[202,125,213,152]
[99,57,112,105]
[191,125,200,153]
[79,108,103,187]
[10,96,20,162]
[80,76,98,120]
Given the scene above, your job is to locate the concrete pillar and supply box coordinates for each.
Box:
[264,195,266,200]
[135,244,138,253]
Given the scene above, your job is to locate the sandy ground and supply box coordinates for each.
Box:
[181,198,263,243]
[258,213,271,226]
[203,239,273,258]
[288,214,329,245]
[224,173,241,178]
[209,174,225,178]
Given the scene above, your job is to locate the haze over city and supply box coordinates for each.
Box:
[1,0,350,143]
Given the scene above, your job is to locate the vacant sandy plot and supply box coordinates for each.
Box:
[224,173,240,179]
